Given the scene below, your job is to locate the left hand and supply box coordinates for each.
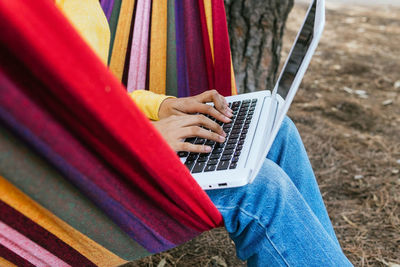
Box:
[158,90,233,123]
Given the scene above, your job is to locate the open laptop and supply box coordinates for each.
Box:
[179,0,325,189]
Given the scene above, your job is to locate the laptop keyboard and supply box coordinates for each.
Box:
[178,99,257,173]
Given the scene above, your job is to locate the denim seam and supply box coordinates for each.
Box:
[216,206,291,267]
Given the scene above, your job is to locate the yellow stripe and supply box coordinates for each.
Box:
[230,58,237,95]
[149,0,168,94]
[55,0,111,64]
[0,257,18,267]
[204,0,214,62]
[109,0,136,81]
[0,176,126,267]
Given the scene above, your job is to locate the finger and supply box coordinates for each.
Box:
[180,114,226,137]
[177,142,213,154]
[182,125,226,143]
[194,103,231,124]
[211,92,233,118]
[196,90,232,117]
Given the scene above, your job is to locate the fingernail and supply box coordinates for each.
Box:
[204,146,212,152]
[221,131,227,137]
[219,135,226,142]
[226,111,233,117]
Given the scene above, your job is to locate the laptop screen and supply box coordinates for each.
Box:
[277,0,316,99]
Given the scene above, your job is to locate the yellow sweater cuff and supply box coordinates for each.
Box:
[128,90,175,121]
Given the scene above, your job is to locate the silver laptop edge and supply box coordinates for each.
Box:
[190,0,325,189]
[249,0,325,183]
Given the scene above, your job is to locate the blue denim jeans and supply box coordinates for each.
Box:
[206,117,353,267]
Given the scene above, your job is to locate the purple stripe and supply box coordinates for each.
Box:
[175,0,189,97]
[100,0,115,21]
[183,0,209,96]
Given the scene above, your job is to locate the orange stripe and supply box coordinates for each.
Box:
[109,0,136,81]
[149,0,168,94]
[204,0,214,62]
[0,257,18,267]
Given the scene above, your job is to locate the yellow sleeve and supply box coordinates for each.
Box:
[128,90,175,121]
[55,0,110,64]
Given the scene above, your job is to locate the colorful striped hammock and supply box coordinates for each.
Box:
[103,0,237,97]
[0,0,238,265]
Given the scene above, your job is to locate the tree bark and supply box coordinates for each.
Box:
[225,0,294,93]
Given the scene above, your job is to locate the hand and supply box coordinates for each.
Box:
[158,90,233,123]
[152,114,227,153]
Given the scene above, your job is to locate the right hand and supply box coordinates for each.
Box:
[152,114,227,153]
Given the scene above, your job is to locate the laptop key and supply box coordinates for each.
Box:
[192,162,206,173]
[189,153,200,161]
[204,164,217,172]
[209,153,221,160]
[197,156,208,163]
[207,159,219,165]
[212,148,223,154]
[225,144,236,150]
[195,138,206,144]
[221,155,232,161]
[229,163,237,169]
[223,149,234,156]
[231,156,239,163]
[231,129,241,135]
[227,139,237,145]
[184,160,195,171]
[234,150,241,157]
[230,134,240,139]
[217,160,230,170]
[205,140,216,146]
[178,151,189,157]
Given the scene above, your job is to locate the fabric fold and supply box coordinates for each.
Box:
[0,0,223,255]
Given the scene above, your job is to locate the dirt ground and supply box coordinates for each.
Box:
[132,3,400,266]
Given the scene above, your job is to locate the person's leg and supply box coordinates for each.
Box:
[267,117,339,246]
[207,160,352,267]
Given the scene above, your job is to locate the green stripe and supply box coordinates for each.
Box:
[0,125,150,260]
[166,0,178,96]
[108,0,122,65]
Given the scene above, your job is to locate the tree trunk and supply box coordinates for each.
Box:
[225,0,294,93]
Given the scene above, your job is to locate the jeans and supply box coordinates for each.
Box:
[206,117,353,267]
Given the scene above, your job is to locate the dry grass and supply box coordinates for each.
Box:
[130,4,400,266]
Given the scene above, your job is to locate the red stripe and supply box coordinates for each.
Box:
[198,0,215,90]
[212,0,232,96]
[0,243,35,267]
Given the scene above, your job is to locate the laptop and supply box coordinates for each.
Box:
[179,0,325,189]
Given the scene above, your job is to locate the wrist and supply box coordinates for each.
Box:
[158,97,176,119]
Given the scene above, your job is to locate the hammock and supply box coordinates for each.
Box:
[0,0,239,265]
[103,0,237,96]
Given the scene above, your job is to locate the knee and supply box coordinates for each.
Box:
[278,116,299,141]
